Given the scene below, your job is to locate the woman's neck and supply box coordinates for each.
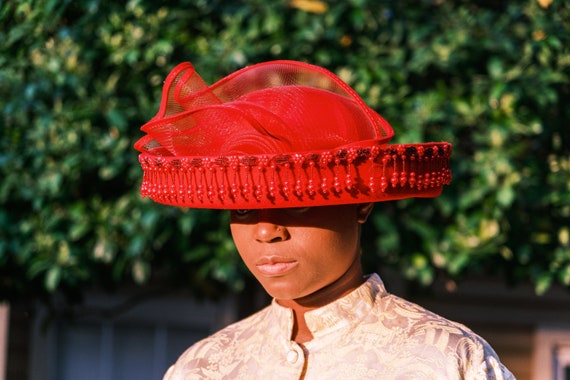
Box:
[277,257,364,343]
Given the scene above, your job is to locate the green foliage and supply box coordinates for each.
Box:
[1,0,568,306]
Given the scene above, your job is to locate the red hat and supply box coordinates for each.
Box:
[135,60,451,209]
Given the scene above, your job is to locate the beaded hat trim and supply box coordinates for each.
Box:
[139,142,451,208]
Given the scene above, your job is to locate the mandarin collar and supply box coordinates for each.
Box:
[269,274,387,341]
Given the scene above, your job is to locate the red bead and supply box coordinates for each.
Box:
[391,172,399,188]
[369,177,376,192]
[409,172,416,188]
[400,172,407,187]
[345,175,353,190]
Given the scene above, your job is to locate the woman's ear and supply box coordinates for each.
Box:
[356,203,374,224]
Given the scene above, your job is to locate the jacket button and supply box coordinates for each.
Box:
[286,350,299,364]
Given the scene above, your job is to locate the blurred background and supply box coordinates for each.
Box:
[1,0,569,379]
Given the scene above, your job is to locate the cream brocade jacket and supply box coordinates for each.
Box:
[164,274,515,380]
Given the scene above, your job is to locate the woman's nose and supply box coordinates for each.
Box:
[254,221,289,243]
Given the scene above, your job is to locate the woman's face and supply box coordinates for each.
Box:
[230,204,372,302]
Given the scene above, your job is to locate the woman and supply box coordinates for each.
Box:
[135,60,514,379]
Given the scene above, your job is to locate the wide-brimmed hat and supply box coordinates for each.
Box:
[135,60,451,209]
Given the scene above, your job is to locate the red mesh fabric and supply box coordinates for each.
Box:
[135,61,394,157]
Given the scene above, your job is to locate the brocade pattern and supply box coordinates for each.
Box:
[164,274,514,380]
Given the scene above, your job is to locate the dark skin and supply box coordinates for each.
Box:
[230,203,374,343]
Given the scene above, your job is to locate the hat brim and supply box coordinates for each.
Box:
[139,141,451,209]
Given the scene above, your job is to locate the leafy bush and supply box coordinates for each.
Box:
[1,0,568,307]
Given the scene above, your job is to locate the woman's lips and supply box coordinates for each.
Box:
[255,257,298,276]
